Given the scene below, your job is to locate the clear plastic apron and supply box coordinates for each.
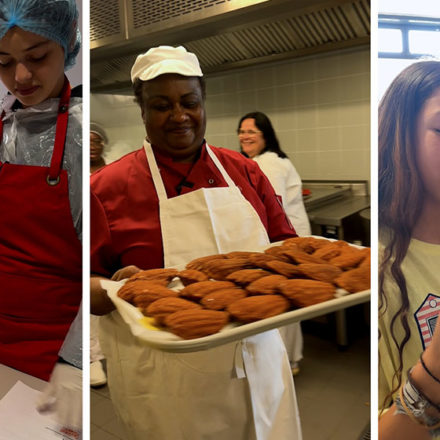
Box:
[100,141,302,440]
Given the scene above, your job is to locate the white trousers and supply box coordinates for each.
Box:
[90,314,105,363]
[278,322,303,364]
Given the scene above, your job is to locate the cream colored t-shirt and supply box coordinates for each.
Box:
[379,238,440,412]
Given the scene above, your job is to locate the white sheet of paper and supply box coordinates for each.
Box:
[0,381,80,440]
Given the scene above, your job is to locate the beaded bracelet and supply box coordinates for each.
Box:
[395,369,440,434]
[407,368,440,413]
[420,352,440,385]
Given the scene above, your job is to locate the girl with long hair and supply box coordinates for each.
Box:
[379,60,440,439]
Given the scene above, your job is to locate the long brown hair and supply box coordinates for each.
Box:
[379,60,440,406]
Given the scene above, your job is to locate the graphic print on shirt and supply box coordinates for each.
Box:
[414,293,440,349]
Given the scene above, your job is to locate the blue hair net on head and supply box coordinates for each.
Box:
[0,0,81,69]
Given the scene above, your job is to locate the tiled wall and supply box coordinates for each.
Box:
[205,47,370,181]
[92,47,370,181]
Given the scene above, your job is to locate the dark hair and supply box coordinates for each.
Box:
[237,111,287,158]
[379,60,440,408]
[133,76,206,108]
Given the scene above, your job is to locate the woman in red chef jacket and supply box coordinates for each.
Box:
[91,46,302,440]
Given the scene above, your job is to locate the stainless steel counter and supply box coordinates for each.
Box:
[303,187,351,211]
[307,195,370,226]
[302,181,370,243]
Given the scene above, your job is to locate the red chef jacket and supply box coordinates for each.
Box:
[91,143,296,276]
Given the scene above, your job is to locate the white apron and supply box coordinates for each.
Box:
[100,141,302,440]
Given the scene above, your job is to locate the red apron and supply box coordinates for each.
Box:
[0,78,82,381]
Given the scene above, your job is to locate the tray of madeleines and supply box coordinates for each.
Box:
[101,236,371,352]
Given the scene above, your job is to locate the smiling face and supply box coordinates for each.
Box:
[141,74,206,162]
[238,118,266,158]
[0,27,65,107]
[416,87,440,207]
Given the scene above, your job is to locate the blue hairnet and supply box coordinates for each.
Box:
[0,0,81,69]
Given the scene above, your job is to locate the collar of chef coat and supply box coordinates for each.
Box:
[151,141,229,198]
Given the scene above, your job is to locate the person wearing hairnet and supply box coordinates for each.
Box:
[91,46,302,440]
[0,0,82,432]
[90,121,107,174]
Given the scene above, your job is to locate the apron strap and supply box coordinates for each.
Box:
[205,144,237,188]
[0,78,71,184]
[47,76,71,185]
[143,140,168,200]
[0,112,4,142]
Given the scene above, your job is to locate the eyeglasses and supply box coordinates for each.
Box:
[237,130,262,136]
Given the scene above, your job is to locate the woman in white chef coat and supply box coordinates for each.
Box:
[91,46,302,440]
[238,111,310,236]
[238,111,310,374]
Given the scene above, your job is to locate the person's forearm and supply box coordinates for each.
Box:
[411,355,440,415]
[411,324,440,415]
[91,275,116,315]
[379,404,431,440]
[380,319,440,439]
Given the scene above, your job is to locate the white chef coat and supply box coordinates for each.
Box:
[253,151,311,236]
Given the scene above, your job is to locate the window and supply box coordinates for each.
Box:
[378,13,440,99]
[379,14,440,59]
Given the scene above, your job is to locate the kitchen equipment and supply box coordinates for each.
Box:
[303,180,370,246]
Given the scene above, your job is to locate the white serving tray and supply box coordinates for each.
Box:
[102,278,370,353]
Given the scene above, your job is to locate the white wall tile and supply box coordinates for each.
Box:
[316,104,340,128]
[316,53,341,79]
[293,58,317,83]
[317,127,340,150]
[316,78,342,104]
[275,62,294,86]
[256,87,276,111]
[296,82,317,107]
[237,70,256,91]
[274,84,295,109]
[296,128,318,153]
[297,106,318,129]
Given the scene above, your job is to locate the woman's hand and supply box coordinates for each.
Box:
[379,313,440,439]
[37,363,82,432]
[91,275,115,315]
[111,265,141,281]
[91,266,141,315]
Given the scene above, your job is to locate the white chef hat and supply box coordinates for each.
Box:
[130,46,203,83]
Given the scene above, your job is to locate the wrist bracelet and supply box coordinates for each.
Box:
[396,370,440,432]
[420,352,440,385]
[407,368,440,413]
[398,387,440,431]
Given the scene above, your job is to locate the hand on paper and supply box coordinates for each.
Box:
[36,363,82,431]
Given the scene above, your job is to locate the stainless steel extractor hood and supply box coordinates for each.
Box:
[91,0,370,94]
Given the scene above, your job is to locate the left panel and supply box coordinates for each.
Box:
[0,0,83,437]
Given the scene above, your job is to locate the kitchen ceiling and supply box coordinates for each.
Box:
[90,0,370,94]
